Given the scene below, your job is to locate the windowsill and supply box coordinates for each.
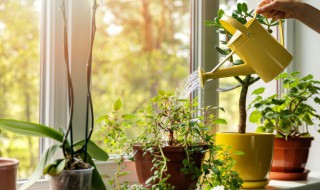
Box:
[265,172,320,190]
[17,160,320,190]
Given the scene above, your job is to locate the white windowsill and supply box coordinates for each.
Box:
[17,160,320,190]
[266,172,320,190]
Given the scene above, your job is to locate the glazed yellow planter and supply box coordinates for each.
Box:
[215,132,274,189]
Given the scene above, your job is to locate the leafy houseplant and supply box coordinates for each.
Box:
[250,72,320,138]
[0,1,109,190]
[98,91,243,190]
[249,72,320,180]
[203,3,284,188]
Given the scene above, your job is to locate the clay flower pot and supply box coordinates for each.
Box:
[0,158,19,190]
[270,137,313,180]
[133,144,207,190]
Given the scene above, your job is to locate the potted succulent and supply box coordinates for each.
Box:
[0,1,109,190]
[98,91,243,190]
[201,3,287,188]
[249,72,320,180]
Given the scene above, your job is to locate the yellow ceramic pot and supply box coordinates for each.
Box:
[215,132,274,189]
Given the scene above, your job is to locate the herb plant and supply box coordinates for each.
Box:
[205,3,283,133]
[98,90,243,189]
[249,72,320,138]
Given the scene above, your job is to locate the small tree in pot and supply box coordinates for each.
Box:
[202,3,286,188]
[249,72,320,180]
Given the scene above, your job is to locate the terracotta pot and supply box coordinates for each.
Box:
[50,167,94,190]
[0,158,19,190]
[270,137,313,180]
[133,144,207,190]
[215,132,274,189]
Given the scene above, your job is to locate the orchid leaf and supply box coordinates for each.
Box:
[43,159,66,176]
[19,144,60,190]
[74,140,109,161]
[80,152,106,190]
[0,119,63,142]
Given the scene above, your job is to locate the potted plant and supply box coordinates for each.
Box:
[202,3,287,188]
[0,1,109,190]
[97,91,243,190]
[249,72,320,180]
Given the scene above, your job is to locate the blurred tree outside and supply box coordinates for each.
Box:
[0,0,40,179]
[92,0,191,151]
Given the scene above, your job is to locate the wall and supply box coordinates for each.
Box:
[294,0,320,172]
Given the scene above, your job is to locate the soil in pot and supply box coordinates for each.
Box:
[270,137,313,180]
[133,144,208,190]
[0,158,19,190]
[50,167,94,190]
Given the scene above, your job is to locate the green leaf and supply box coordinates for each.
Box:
[276,72,288,79]
[122,114,136,120]
[80,153,107,190]
[249,110,261,123]
[233,59,244,65]
[237,3,242,13]
[256,126,266,133]
[212,118,227,125]
[215,46,229,55]
[237,17,247,24]
[218,9,225,18]
[43,159,66,176]
[241,3,248,13]
[117,171,129,178]
[74,140,109,161]
[234,151,245,156]
[252,87,265,95]
[19,144,60,190]
[0,119,63,142]
[113,98,122,111]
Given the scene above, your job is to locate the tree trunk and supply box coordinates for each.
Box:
[141,0,153,52]
[238,76,250,133]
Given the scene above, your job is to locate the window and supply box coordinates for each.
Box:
[0,0,41,179]
[90,0,193,153]
[17,0,218,188]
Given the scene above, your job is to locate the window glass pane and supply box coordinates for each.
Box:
[218,0,239,131]
[92,0,190,153]
[0,0,40,179]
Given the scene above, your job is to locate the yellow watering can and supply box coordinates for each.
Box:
[199,15,293,86]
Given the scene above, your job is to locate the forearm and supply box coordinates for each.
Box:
[295,2,320,33]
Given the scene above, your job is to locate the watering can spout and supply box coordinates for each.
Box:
[198,64,254,87]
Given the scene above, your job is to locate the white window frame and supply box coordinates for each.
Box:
[18,0,218,189]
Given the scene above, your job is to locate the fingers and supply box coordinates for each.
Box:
[256,1,280,14]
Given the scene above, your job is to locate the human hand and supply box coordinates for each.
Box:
[256,0,300,20]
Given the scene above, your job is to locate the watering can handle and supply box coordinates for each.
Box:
[220,15,285,46]
[219,15,252,37]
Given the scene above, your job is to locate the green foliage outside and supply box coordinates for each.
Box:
[0,0,40,179]
[91,0,191,152]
